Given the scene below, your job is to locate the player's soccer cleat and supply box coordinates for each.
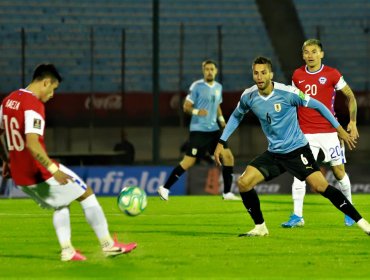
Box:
[222,192,241,201]
[239,222,269,237]
[103,237,137,257]
[281,214,305,228]
[157,185,169,201]
[344,215,355,227]
[357,218,370,235]
[61,249,87,262]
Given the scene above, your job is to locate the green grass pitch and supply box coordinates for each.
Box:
[0,194,369,279]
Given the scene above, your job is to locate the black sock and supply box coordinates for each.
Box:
[321,185,362,222]
[222,166,233,194]
[240,189,264,224]
[163,165,185,190]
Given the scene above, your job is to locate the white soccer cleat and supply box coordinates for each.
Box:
[239,222,269,237]
[157,185,169,201]
[222,192,241,201]
[357,218,370,235]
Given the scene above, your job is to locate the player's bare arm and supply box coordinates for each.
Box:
[336,125,356,151]
[217,106,226,128]
[26,133,72,184]
[183,100,208,116]
[214,142,224,166]
[340,85,359,139]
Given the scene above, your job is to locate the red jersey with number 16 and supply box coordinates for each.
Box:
[0,89,55,186]
[292,64,347,134]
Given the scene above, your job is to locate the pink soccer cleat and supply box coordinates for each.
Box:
[61,249,87,262]
[103,236,137,257]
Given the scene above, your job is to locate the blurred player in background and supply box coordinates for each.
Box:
[214,56,370,237]
[281,39,359,228]
[158,60,239,201]
[0,64,137,261]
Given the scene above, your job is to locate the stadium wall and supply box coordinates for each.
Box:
[2,164,370,199]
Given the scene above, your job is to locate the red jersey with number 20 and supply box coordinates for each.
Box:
[0,89,54,186]
[292,64,347,134]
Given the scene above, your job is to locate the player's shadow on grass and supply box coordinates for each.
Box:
[0,253,54,260]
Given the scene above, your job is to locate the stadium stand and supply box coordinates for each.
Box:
[0,0,283,93]
[293,0,370,91]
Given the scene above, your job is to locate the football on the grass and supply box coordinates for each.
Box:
[117,186,147,216]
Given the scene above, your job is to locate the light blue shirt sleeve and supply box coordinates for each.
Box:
[307,98,340,128]
[220,107,244,142]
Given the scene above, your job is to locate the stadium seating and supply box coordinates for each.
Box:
[293,0,369,90]
[0,0,283,93]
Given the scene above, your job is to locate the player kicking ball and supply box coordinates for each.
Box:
[0,64,137,261]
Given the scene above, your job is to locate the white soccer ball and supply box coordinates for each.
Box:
[117,186,147,216]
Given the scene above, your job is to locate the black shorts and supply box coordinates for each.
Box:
[248,144,320,181]
[185,131,228,158]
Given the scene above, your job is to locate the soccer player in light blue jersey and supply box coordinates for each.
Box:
[214,56,370,236]
[158,60,238,201]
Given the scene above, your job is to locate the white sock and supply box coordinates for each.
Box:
[53,207,73,250]
[80,195,114,248]
[292,177,306,217]
[338,173,352,203]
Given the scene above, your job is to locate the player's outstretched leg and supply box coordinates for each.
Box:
[53,207,87,261]
[158,165,186,200]
[321,185,370,235]
[80,194,137,256]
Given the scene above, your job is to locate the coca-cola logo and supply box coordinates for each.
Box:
[84,95,122,110]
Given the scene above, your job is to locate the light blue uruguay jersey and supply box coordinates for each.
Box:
[186,79,223,132]
[221,82,339,154]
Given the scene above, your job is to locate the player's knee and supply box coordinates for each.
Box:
[237,176,252,192]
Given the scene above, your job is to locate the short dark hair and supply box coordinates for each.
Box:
[302,39,323,51]
[252,56,273,72]
[32,64,62,83]
[202,59,217,68]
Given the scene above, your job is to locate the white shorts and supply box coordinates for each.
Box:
[21,164,87,209]
[305,132,346,167]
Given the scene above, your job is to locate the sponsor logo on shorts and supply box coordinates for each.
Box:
[192,148,198,156]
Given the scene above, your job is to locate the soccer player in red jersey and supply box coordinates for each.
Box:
[282,39,359,228]
[0,64,137,261]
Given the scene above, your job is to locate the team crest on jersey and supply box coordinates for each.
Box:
[215,90,220,96]
[318,77,327,85]
[191,148,198,156]
[274,103,281,112]
[33,118,41,129]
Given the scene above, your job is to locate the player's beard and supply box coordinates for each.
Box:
[205,75,214,83]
